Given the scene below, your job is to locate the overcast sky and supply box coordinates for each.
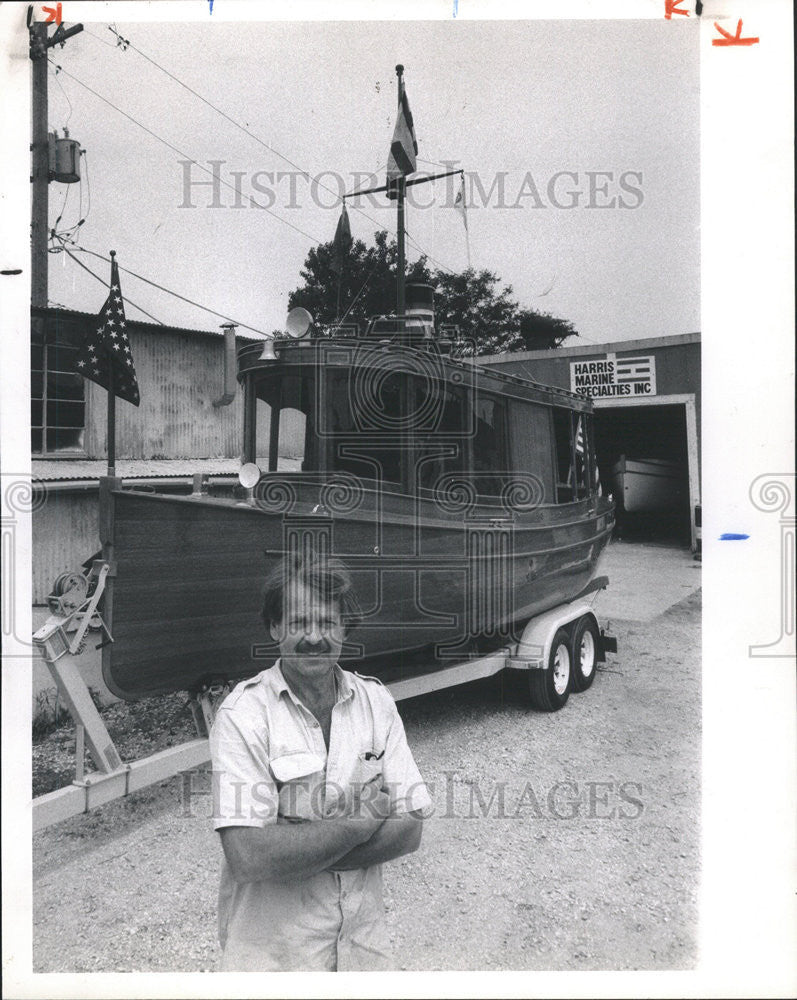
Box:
[43,17,700,343]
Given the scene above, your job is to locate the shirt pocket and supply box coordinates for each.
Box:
[351,750,385,790]
[269,749,325,822]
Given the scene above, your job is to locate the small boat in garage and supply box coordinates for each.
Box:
[609,455,688,513]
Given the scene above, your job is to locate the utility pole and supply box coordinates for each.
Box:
[395,64,406,326]
[29,11,83,309]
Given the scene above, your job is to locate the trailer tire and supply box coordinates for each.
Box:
[571,615,599,692]
[528,628,571,712]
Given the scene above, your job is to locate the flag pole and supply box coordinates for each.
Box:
[395,64,406,329]
[106,250,117,478]
[461,174,472,270]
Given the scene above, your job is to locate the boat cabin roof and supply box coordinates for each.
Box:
[237,337,592,412]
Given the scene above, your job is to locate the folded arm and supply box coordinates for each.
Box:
[329,809,424,871]
[219,812,385,884]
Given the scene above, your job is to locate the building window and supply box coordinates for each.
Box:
[31,322,86,455]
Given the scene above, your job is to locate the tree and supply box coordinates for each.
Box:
[286,231,577,353]
[512,309,577,352]
[287,231,431,338]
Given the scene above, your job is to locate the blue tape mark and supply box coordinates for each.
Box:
[209,0,214,12]
[453,0,458,16]
[719,533,750,540]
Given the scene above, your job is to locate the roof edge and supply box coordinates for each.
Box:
[477,332,701,365]
[33,306,264,342]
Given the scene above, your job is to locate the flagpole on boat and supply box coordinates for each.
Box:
[107,250,117,478]
[395,64,406,327]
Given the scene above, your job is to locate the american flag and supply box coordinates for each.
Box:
[574,415,601,493]
[75,257,140,406]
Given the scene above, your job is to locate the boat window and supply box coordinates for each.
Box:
[416,384,468,491]
[325,369,401,485]
[587,413,600,493]
[552,408,576,503]
[254,373,315,472]
[254,397,271,467]
[471,394,507,495]
[509,401,554,504]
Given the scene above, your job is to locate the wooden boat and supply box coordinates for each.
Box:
[100,66,615,701]
[103,308,614,699]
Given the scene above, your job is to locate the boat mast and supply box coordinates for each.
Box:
[340,66,464,324]
[395,64,407,325]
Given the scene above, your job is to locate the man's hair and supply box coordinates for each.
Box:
[261,553,362,634]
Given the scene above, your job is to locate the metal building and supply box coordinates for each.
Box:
[479,333,701,550]
[30,306,306,603]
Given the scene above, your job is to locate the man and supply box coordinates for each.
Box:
[209,554,432,971]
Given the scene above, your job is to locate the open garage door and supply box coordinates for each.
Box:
[593,399,697,547]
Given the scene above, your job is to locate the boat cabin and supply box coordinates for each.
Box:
[237,331,599,511]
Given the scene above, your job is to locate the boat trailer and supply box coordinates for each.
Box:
[32,568,616,831]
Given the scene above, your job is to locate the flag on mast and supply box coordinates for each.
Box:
[386,83,418,199]
[75,256,140,406]
[454,173,468,233]
[331,203,352,274]
[451,172,471,269]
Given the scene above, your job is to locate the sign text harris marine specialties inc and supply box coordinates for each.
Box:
[570,355,657,399]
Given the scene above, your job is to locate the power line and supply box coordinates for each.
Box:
[58,243,164,324]
[81,23,125,51]
[49,61,74,127]
[79,149,91,239]
[48,59,326,250]
[52,178,71,235]
[336,260,382,326]
[82,26,459,277]
[63,242,272,338]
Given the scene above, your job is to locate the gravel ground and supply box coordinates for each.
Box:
[32,576,700,973]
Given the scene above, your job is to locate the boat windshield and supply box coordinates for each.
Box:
[253,372,316,472]
[248,362,595,505]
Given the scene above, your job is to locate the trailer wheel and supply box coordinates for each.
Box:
[571,616,599,692]
[528,628,571,712]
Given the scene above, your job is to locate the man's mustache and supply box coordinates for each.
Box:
[294,637,332,654]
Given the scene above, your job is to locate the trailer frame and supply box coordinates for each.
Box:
[31,576,616,831]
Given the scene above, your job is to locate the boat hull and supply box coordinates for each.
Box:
[102,484,614,699]
[610,456,688,513]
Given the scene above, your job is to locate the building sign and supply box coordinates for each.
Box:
[570,353,657,399]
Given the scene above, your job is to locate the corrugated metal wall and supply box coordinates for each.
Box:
[84,328,243,460]
[31,491,99,604]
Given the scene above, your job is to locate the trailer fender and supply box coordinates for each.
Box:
[506,600,598,672]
